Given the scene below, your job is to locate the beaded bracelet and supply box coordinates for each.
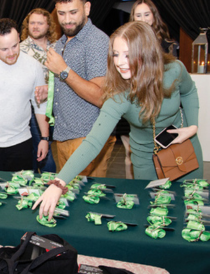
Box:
[47,180,68,195]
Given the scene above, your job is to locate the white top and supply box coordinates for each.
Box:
[0,51,46,147]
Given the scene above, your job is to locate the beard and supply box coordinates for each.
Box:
[61,15,86,37]
[29,29,48,40]
[4,53,19,65]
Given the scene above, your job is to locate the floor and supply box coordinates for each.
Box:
[106,138,210,181]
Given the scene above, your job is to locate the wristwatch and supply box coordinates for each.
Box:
[59,66,71,80]
[41,137,50,141]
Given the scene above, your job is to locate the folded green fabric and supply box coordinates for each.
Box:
[107,221,128,232]
[36,215,57,227]
[86,212,102,225]
[145,225,166,239]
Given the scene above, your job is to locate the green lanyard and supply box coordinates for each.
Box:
[116,194,135,209]
[56,200,66,210]
[87,189,106,197]
[91,183,107,190]
[145,225,166,239]
[0,193,8,199]
[36,215,57,227]
[184,199,204,206]
[41,172,57,182]
[117,199,134,209]
[150,206,169,216]
[151,190,172,205]
[45,71,55,126]
[24,193,40,202]
[86,212,102,225]
[147,215,172,226]
[6,186,18,195]
[16,199,33,210]
[186,220,205,231]
[83,195,100,204]
[182,229,210,242]
[62,191,75,202]
[107,221,128,232]
[159,180,172,189]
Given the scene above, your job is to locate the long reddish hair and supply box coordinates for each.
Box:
[21,8,57,43]
[103,21,176,123]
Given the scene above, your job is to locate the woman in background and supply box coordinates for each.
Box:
[121,0,179,178]
[130,0,179,56]
[33,21,203,220]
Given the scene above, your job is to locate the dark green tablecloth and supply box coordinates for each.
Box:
[0,171,209,274]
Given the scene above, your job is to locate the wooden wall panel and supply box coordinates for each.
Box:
[179,28,193,72]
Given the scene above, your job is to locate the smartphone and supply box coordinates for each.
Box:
[155,125,178,149]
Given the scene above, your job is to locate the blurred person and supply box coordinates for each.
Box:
[122,0,180,178]
[130,0,179,56]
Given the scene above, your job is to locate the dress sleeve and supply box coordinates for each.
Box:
[58,95,130,183]
[178,60,199,126]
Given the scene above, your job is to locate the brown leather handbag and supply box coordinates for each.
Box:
[152,116,199,181]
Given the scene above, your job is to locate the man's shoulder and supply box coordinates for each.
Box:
[85,21,109,42]
[19,51,42,67]
[20,37,31,48]
[20,37,30,44]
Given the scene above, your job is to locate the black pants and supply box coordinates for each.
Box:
[0,138,33,172]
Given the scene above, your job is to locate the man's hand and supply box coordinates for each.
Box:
[45,48,67,75]
[37,140,49,162]
[35,85,48,104]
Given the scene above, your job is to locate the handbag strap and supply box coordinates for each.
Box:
[11,232,36,262]
[20,246,67,274]
[0,232,36,274]
[153,107,184,154]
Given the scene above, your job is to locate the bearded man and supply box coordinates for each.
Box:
[36,0,116,176]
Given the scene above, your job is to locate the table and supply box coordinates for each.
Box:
[190,74,210,161]
[0,171,209,274]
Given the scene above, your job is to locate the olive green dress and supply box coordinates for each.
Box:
[58,60,203,183]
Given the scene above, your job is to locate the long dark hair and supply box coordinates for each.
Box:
[129,0,172,46]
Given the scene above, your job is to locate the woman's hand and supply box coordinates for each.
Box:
[167,125,198,144]
[32,178,66,221]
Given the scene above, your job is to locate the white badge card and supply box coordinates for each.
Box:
[145,178,170,189]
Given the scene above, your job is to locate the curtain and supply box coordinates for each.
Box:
[0,0,55,31]
[153,0,210,41]
[0,0,117,31]
[89,0,118,28]
[2,0,210,44]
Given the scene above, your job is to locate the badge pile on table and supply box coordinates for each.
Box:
[1,171,210,241]
[0,170,87,228]
[84,183,140,232]
[145,179,176,239]
[181,179,210,242]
